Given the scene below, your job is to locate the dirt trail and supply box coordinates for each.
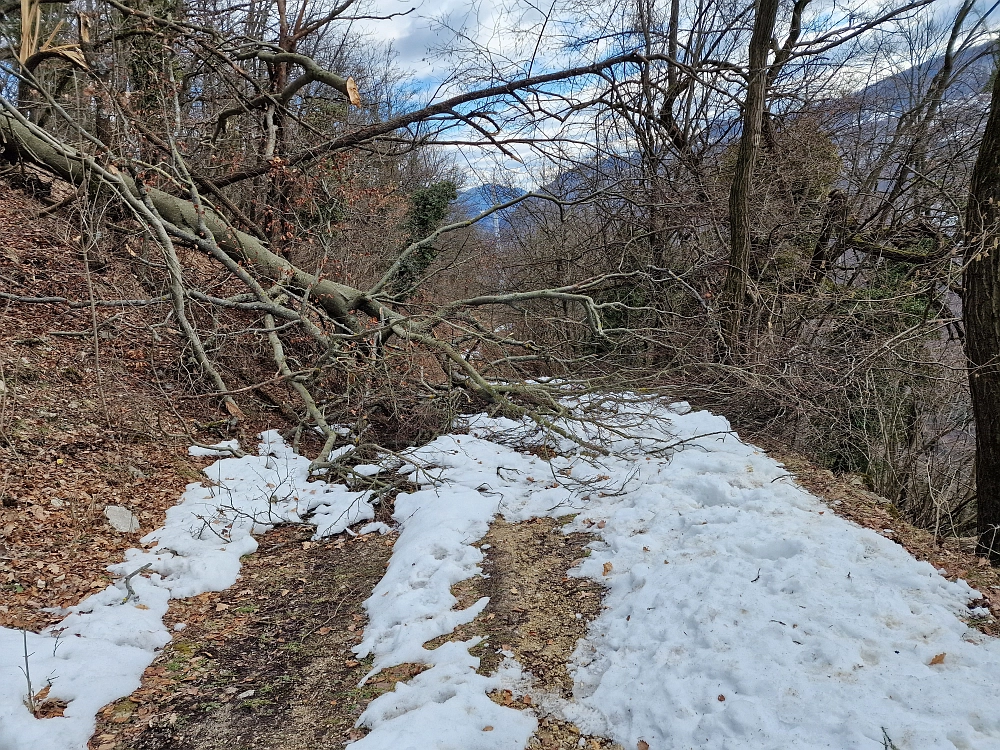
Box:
[92,526,401,750]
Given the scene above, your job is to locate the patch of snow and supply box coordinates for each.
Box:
[358,522,391,536]
[552,408,1000,750]
[349,429,589,746]
[187,439,241,457]
[351,642,536,750]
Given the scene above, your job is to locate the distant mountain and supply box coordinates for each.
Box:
[456,183,526,216]
[454,183,527,237]
[853,42,994,113]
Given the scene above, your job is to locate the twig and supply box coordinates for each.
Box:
[121,562,152,603]
[33,191,76,216]
[20,629,34,713]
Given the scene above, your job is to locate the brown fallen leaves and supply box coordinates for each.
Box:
[30,685,68,718]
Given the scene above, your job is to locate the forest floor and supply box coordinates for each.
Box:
[2,181,1000,750]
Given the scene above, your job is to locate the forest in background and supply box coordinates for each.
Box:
[0,0,999,557]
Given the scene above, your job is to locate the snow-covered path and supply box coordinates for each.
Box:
[350,404,1000,749]
[2,402,1000,749]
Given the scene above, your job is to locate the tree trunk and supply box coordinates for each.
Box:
[964,65,1000,563]
[720,0,780,353]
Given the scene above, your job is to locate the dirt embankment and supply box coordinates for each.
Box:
[0,183,297,633]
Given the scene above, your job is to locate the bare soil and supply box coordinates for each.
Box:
[429,516,622,749]
[0,182,308,632]
[90,525,403,750]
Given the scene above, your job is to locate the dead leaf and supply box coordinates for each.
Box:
[483,726,494,732]
[929,653,946,665]
[596,520,606,529]
[222,399,244,418]
[602,562,613,576]
[522,695,532,705]
[638,741,650,750]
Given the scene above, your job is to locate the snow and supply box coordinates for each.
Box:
[4,402,1000,750]
[0,430,372,750]
[349,405,1000,749]
[187,439,241,457]
[543,408,1000,749]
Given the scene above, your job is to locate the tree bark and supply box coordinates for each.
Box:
[964,64,1000,563]
[720,0,781,354]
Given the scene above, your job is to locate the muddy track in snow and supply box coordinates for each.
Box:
[91,517,624,750]
[91,525,405,750]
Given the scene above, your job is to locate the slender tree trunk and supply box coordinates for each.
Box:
[720,0,780,354]
[964,65,1000,563]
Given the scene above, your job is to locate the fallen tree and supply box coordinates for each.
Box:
[0,31,664,465]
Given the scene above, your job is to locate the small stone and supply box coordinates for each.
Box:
[104,505,139,533]
[127,465,147,479]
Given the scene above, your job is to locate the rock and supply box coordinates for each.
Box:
[104,505,139,533]
[126,465,147,479]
